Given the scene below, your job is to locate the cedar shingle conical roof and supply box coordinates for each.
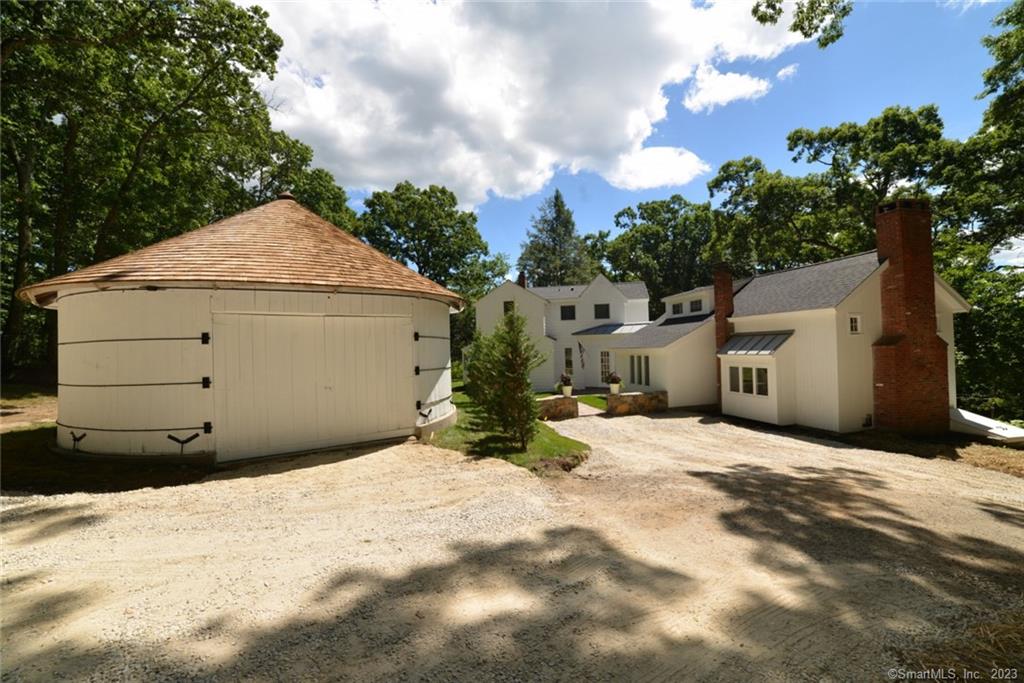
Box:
[19,197,462,308]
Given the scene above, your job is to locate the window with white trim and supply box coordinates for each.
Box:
[560,305,576,320]
[643,355,651,386]
[671,303,683,315]
[848,314,862,334]
[729,365,769,397]
[594,303,610,319]
[564,347,573,376]
[600,351,610,382]
[756,368,769,396]
[690,299,703,312]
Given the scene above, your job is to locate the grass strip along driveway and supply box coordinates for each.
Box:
[433,383,588,473]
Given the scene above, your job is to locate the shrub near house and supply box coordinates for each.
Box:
[466,312,544,450]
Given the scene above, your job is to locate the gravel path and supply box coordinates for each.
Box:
[3,415,1023,681]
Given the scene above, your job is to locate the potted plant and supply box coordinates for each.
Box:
[607,371,622,395]
[557,373,573,397]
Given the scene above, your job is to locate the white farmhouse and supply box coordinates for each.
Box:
[475,274,649,390]
[611,199,972,436]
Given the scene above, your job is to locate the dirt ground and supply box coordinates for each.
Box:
[3,413,1023,681]
[0,388,57,433]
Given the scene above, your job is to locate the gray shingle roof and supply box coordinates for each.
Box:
[573,322,648,336]
[731,251,882,318]
[528,281,649,301]
[719,331,793,356]
[609,313,713,349]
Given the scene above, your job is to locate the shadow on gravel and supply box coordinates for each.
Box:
[0,503,108,547]
[687,463,1024,672]
[2,526,746,681]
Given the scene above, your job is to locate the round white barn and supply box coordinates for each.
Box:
[19,193,460,463]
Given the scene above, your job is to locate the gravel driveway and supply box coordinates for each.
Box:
[3,415,1023,681]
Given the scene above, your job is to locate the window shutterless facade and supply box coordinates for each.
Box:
[503,300,514,314]
[729,365,769,397]
[564,347,573,375]
[671,303,683,315]
[643,355,650,386]
[690,299,702,312]
[600,350,610,382]
[560,304,576,320]
[594,303,610,319]
[629,356,636,384]
[848,314,862,334]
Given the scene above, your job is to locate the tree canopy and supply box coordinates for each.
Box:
[1,0,354,376]
[518,190,596,287]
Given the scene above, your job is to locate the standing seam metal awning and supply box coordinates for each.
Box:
[718,331,793,356]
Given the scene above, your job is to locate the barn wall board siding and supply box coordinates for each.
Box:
[55,286,454,461]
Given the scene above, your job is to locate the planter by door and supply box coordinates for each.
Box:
[561,385,572,397]
[609,383,621,395]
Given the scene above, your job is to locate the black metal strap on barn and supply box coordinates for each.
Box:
[57,421,213,434]
[413,332,449,341]
[59,333,210,345]
[59,377,212,388]
[413,365,450,375]
[416,394,453,411]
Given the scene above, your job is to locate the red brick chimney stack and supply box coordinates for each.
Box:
[872,199,949,435]
[516,271,527,288]
[713,263,734,407]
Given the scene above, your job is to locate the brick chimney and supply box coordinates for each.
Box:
[516,271,527,288]
[713,263,734,406]
[872,199,949,435]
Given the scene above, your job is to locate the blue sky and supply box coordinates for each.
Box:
[259,1,1011,266]
[472,2,1004,264]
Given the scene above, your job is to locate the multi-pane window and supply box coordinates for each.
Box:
[628,354,651,386]
[629,355,636,384]
[600,351,611,382]
[503,300,514,314]
[690,299,703,312]
[561,305,576,320]
[729,365,769,397]
[643,355,650,386]
[756,368,769,396]
[594,303,610,319]
[848,315,862,334]
[564,347,573,376]
[671,303,683,315]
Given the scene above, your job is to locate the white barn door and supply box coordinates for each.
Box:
[213,313,415,462]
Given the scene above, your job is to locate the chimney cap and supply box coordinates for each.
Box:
[277,191,296,201]
[713,261,732,274]
[877,198,929,214]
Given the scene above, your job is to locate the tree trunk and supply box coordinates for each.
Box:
[2,140,35,378]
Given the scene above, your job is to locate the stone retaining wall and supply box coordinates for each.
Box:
[606,391,668,416]
[537,395,578,421]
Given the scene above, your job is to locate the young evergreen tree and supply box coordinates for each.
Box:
[466,311,543,451]
[517,189,596,286]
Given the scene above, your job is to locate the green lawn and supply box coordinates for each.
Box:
[577,394,607,411]
[434,383,589,473]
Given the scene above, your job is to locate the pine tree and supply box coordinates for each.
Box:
[466,311,543,451]
[517,190,596,286]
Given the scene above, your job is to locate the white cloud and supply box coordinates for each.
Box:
[683,64,772,114]
[992,237,1024,268]
[605,146,711,191]
[776,63,799,81]
[251,0,806,205]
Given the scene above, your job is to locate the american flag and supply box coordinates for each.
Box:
[577,341,586,370]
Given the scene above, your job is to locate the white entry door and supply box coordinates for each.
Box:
[212,313,415,461]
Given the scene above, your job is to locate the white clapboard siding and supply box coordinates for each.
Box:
[213,312,416,461]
